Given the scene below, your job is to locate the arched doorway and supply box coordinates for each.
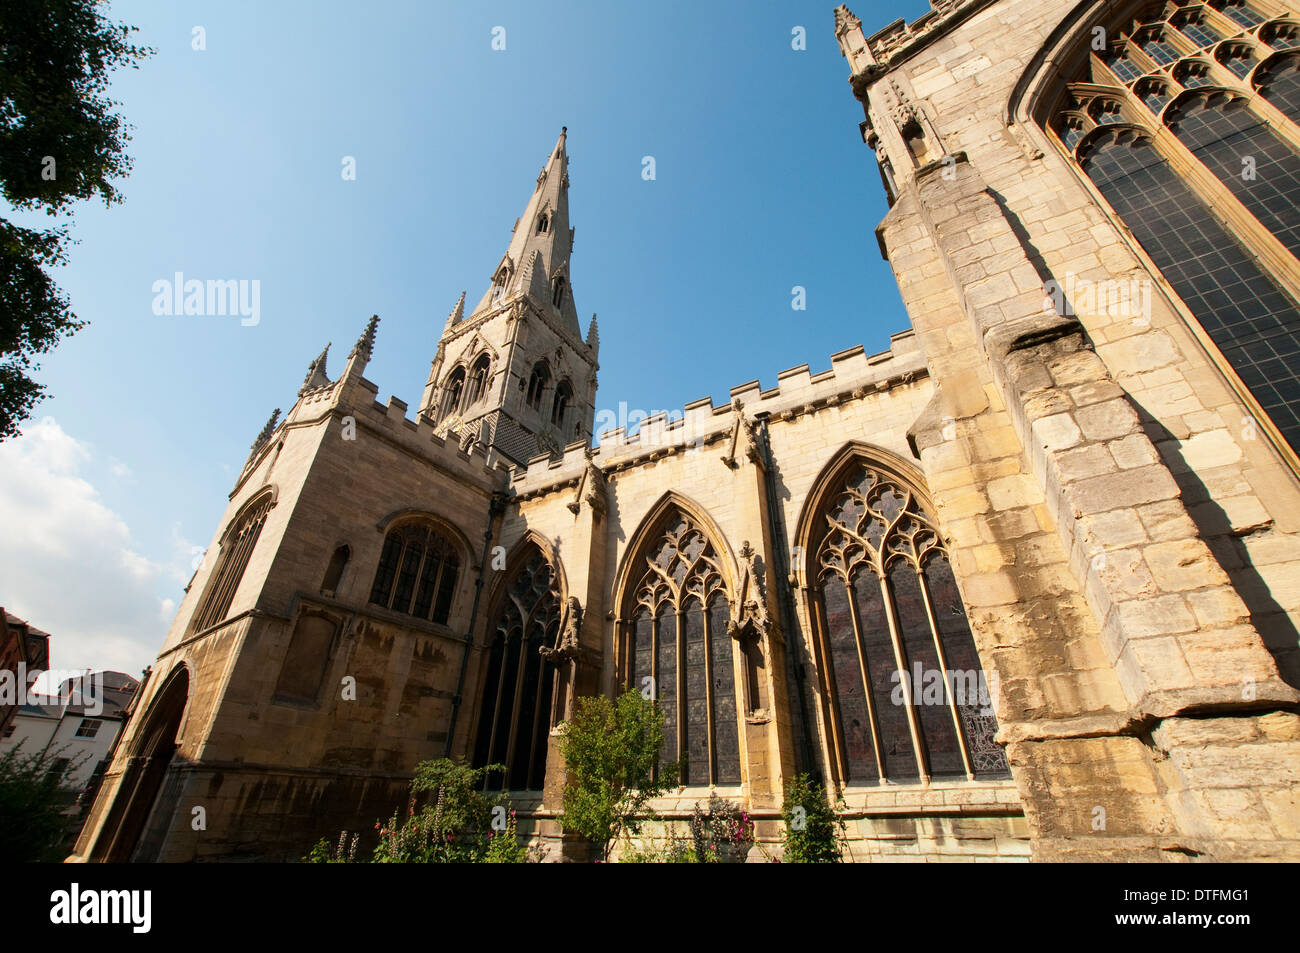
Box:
[89,665,189,862]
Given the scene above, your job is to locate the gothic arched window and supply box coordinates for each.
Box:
[472,549,560,790]
[536,213,549,234]
[1045,1,1300,460]
[191,492,273,633]
[808,461,1007,785]
[467,354,491,406]
[368,521,460,626]
[491,266,510,302]
[551,380,573,429]
[442,366,466,418]
[526,361,550,410]
[621,509,741,786]
[551,276,566,308]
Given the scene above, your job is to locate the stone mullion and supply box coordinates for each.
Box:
[525,622,548,786]
[844,571,888,784]
[809,586,850,789]
[916,565,976,781]
[502,625,531,784]
[702,601,717,787]
[878,569,930,784]
[483,631,511,768]
[675,605,687,783]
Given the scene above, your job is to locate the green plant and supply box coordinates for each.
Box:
[306,758,536,863]
[559,690,677,861]
[689,795,755,863]
[620,825,697,863]
[305,830,359,864]
[0,742,80,862]
[780,773,847,863]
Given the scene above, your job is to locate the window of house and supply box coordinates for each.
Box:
[74,718,103,739]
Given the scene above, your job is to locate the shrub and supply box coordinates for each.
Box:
[780,773,846,863]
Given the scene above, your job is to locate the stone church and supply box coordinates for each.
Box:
[73,0,1300,862]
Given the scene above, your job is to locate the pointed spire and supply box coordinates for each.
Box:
[299,343,331,395]
[444,291,466,332]
[468,128,580,336]
[246,408,281,467]
[349,314,380,362]
[586,314,599,353]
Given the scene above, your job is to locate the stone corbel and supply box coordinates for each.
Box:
[540,597,584,663]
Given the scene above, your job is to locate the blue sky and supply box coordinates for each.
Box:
[1,0,931,681]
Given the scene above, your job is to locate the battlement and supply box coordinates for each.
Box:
[863,0,983,68]
[277,371,511,491]
[506,329,928,497]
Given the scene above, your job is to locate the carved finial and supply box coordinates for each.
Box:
[299,343,331,396]
[586,314,599,351]
[834,4,861,33]
[245,408,282,469]
[349,314,380,362]
[444,292,466,331]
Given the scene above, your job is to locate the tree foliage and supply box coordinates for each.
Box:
[559,690,676,861]
[0,0,151,438]
[0,742,80,863]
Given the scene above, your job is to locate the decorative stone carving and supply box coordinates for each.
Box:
[727,541,776,645]
[567,448,607,516]
[722,399,763,469]
[540,597,583,662]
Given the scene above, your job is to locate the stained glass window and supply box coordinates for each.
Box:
[1258,60,1300,123]
[625,511,741,785]
[812,463,1009,785]
[1168,96,1300,260]
[472,550,560,790]
[191,494,273,633]
[1082,131,1300,451]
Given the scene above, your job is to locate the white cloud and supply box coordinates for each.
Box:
[0,417,179,678]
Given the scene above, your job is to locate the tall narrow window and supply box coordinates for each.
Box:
[320,545,349,597]
[551,276,566,308]
[536,213,549,234]
[622,510,740,786]
[369,522,460,625]
[441,366,466,418]
[190,494,273,633]
[467,354,491,406]
[525,362,550,410]
[491,266,510,302]
[472,549,560,790]
[551,380,572,429]
[809,462,1008,785]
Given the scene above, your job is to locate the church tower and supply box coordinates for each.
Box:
[419,128,599,464]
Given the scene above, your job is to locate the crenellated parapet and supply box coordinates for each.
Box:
[506,329,928,501]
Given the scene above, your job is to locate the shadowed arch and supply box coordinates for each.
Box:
[88,663,191,862]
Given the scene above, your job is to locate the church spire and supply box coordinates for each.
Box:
[468,127,580,336]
